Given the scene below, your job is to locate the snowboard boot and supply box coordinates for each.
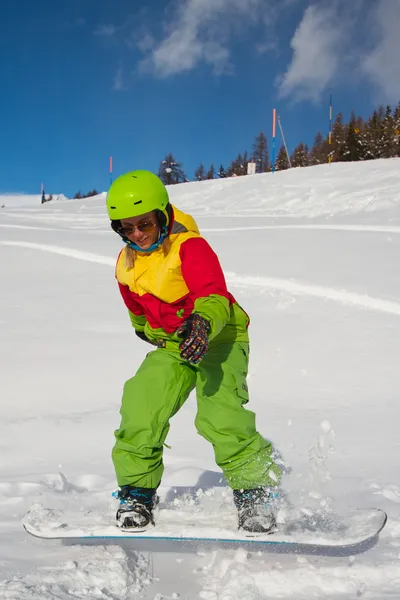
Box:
[233,487,279,534]
[115,486,157,530]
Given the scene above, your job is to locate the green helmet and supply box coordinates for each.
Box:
[106,170,169,221]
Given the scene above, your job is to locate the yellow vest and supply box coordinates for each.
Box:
[116,206,200,303]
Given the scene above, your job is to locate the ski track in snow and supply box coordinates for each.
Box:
[2,240,400,318]
[225,272,400,317]
[0,241,115,267]
[0,223,62,231]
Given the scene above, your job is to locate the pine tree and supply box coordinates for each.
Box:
[309,132,330,165]
[309,132,322,165]
[376,105,386,157]
[226,161,234,177]
[381,105,396,158]
[340,112,363,162]
[290,143,309,168]
[206,164,215,179]
[227,153,246,177]
[235,153,245,176]
[242,151,249,175]
[252,132,269,172]
[218,164,227,178]
[275,145,289,171]
[394,102,400,157]
[331,113,346,162]
[362,110,384,160]
[158,153,187,185]
[194,163,206,181]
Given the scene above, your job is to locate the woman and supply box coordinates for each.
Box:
[107,170,281,532]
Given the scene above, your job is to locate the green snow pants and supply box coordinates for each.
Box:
[112,342,281,490]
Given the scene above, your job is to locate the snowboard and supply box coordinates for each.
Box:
[22,486,387,552]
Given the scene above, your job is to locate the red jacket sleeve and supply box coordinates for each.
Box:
[179,237,231,338]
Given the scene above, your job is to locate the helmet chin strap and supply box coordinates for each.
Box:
[123,225,168,253]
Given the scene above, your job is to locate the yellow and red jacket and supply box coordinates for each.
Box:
[115,206,249,348]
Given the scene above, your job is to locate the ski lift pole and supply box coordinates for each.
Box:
[328,94,333,164]
[271,108,277,173]
[277,116,291,168]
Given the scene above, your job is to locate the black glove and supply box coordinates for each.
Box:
[176,314,210,364]
[135,330,157,346]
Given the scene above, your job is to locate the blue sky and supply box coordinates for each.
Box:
[1,0,399,196]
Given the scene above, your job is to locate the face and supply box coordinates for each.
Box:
[120,211,159,250]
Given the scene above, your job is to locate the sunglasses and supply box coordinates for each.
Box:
[118,221,157,237]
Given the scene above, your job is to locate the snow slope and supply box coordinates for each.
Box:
[1,159,400,599]
[0,193,69,208]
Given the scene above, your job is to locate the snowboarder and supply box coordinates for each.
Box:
[107,170,281,532]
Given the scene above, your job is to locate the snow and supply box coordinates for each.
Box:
[0,193,69,208]
[1,158,400,598]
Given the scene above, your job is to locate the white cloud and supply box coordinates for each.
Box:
[278,4,345,102]
[94,25,116,37]
[139,0,278,77]
[361,1,400,102]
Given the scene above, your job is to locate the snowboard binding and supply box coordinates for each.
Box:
[233,487,279,534]
[115,486,158,530]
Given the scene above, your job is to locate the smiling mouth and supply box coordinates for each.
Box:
[136,237,151,246]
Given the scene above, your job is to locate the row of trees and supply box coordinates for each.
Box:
[40,189,98,204]
[73,189,99,199]
[157,102,400,184]
[275,103,400,171]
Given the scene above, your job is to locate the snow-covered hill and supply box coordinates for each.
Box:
[1,158,400,219]
[1,159,400,599]
[0,193,69,208]
[173,158,400,219]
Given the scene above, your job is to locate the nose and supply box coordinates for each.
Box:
[132,226,144,239]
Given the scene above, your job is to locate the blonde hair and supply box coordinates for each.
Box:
[124,237,171,270]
